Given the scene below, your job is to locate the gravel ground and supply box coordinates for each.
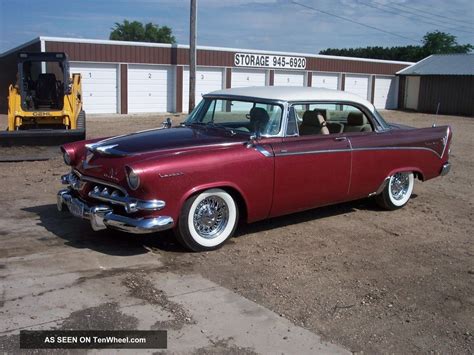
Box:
[0,110,472,354]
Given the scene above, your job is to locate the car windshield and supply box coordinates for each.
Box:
[184,98,284,136]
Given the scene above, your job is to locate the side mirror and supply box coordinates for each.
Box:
[162,117,172,129]
[246,132,260,148]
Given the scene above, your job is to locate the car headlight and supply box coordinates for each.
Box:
[63,151,71,165]
[125,166,140,190]
[61,148,72,165]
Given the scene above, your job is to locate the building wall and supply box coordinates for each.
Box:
[0,41,42,113]
[45,40,407,75]
[418,75,473,116]
[0,38,411,114]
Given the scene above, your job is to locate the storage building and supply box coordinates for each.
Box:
[397,54,473,116]
[0,37,414,115]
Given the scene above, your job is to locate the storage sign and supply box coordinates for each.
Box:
[234,53,306,70]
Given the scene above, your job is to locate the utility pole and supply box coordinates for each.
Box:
[189,0,197,112]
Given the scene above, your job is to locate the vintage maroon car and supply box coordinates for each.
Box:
[57,87,452,251]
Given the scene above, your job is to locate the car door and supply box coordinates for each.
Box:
[270,105,352,217]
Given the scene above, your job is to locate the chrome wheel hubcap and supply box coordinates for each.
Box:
[193,196,229,239]
[390,173,410,201]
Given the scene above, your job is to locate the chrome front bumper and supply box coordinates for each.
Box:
[440,162,451,176]
[57,189,174,234]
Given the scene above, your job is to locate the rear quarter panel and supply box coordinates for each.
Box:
[348,125,451,199]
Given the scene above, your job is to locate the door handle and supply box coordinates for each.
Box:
[334,136,347,141]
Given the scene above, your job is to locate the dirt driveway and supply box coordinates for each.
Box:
[0,111,472,354]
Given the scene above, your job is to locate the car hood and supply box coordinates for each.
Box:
[90,126,247,156]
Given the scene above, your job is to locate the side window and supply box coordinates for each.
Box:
[291,103,373,136]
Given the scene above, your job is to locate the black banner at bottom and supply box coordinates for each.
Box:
[20,330,167,349]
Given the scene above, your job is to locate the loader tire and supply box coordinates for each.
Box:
[77,110,86,140]
[77,110,86,130]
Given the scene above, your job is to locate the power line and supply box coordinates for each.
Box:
[372,0,474,33]
[357,0,474,35]
[291,1,420,43]
[385,1,474,26]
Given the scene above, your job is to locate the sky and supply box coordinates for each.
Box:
[0,0,473,54]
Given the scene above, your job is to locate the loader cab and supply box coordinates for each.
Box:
[17,52,71,111]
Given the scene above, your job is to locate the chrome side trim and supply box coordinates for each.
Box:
[86,143,127,157]
[440,126,450,159]
[57,189,174,234]
[376,177,391,195]
[254,145,273,157]
[275,146,443,158]
[276,148,352,157]
[368,176,391,197]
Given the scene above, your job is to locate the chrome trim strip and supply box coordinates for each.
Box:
[275,146,443,158]
[440,126,450,158]
[254,145,273,157]
[57,189,174,234]
[276,148,352,157]
[86,142,129,157]
[86,140,246,158]
[376,177,391,195]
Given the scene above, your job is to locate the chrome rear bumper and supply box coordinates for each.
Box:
[440,162,451,176]
[57,189,174,234]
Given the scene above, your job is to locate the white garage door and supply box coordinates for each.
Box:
[183,67,224,112]
[374,76,398,109]
[344,74,370,100]
[231,68,267,88]
[312,72,339,90]
[128,64,174,113]
[70,63,118,114]
[274,70,305,86]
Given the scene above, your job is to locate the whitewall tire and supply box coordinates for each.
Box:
[376,172,414,210]
[176,189,239,252]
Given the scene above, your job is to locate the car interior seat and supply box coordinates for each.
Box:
[299,110,330,135]
[313,108,343,134]
[343,112,372,132]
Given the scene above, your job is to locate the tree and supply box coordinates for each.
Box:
[110,20,176,44]
[319,31,472,62]
[422,31,473,55]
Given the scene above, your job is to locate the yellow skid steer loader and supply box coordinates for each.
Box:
[1,52,85,146]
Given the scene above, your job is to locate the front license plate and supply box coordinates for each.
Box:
[68,198,84,218]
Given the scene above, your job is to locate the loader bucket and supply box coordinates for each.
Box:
[0,129,85,147]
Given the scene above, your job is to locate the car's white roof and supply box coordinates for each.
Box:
[205,86,375,111]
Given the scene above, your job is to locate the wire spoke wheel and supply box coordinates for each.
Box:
[176,188,239,251]
[376,171,414,210]
[193,196,229,239]
[390,172,411,201]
